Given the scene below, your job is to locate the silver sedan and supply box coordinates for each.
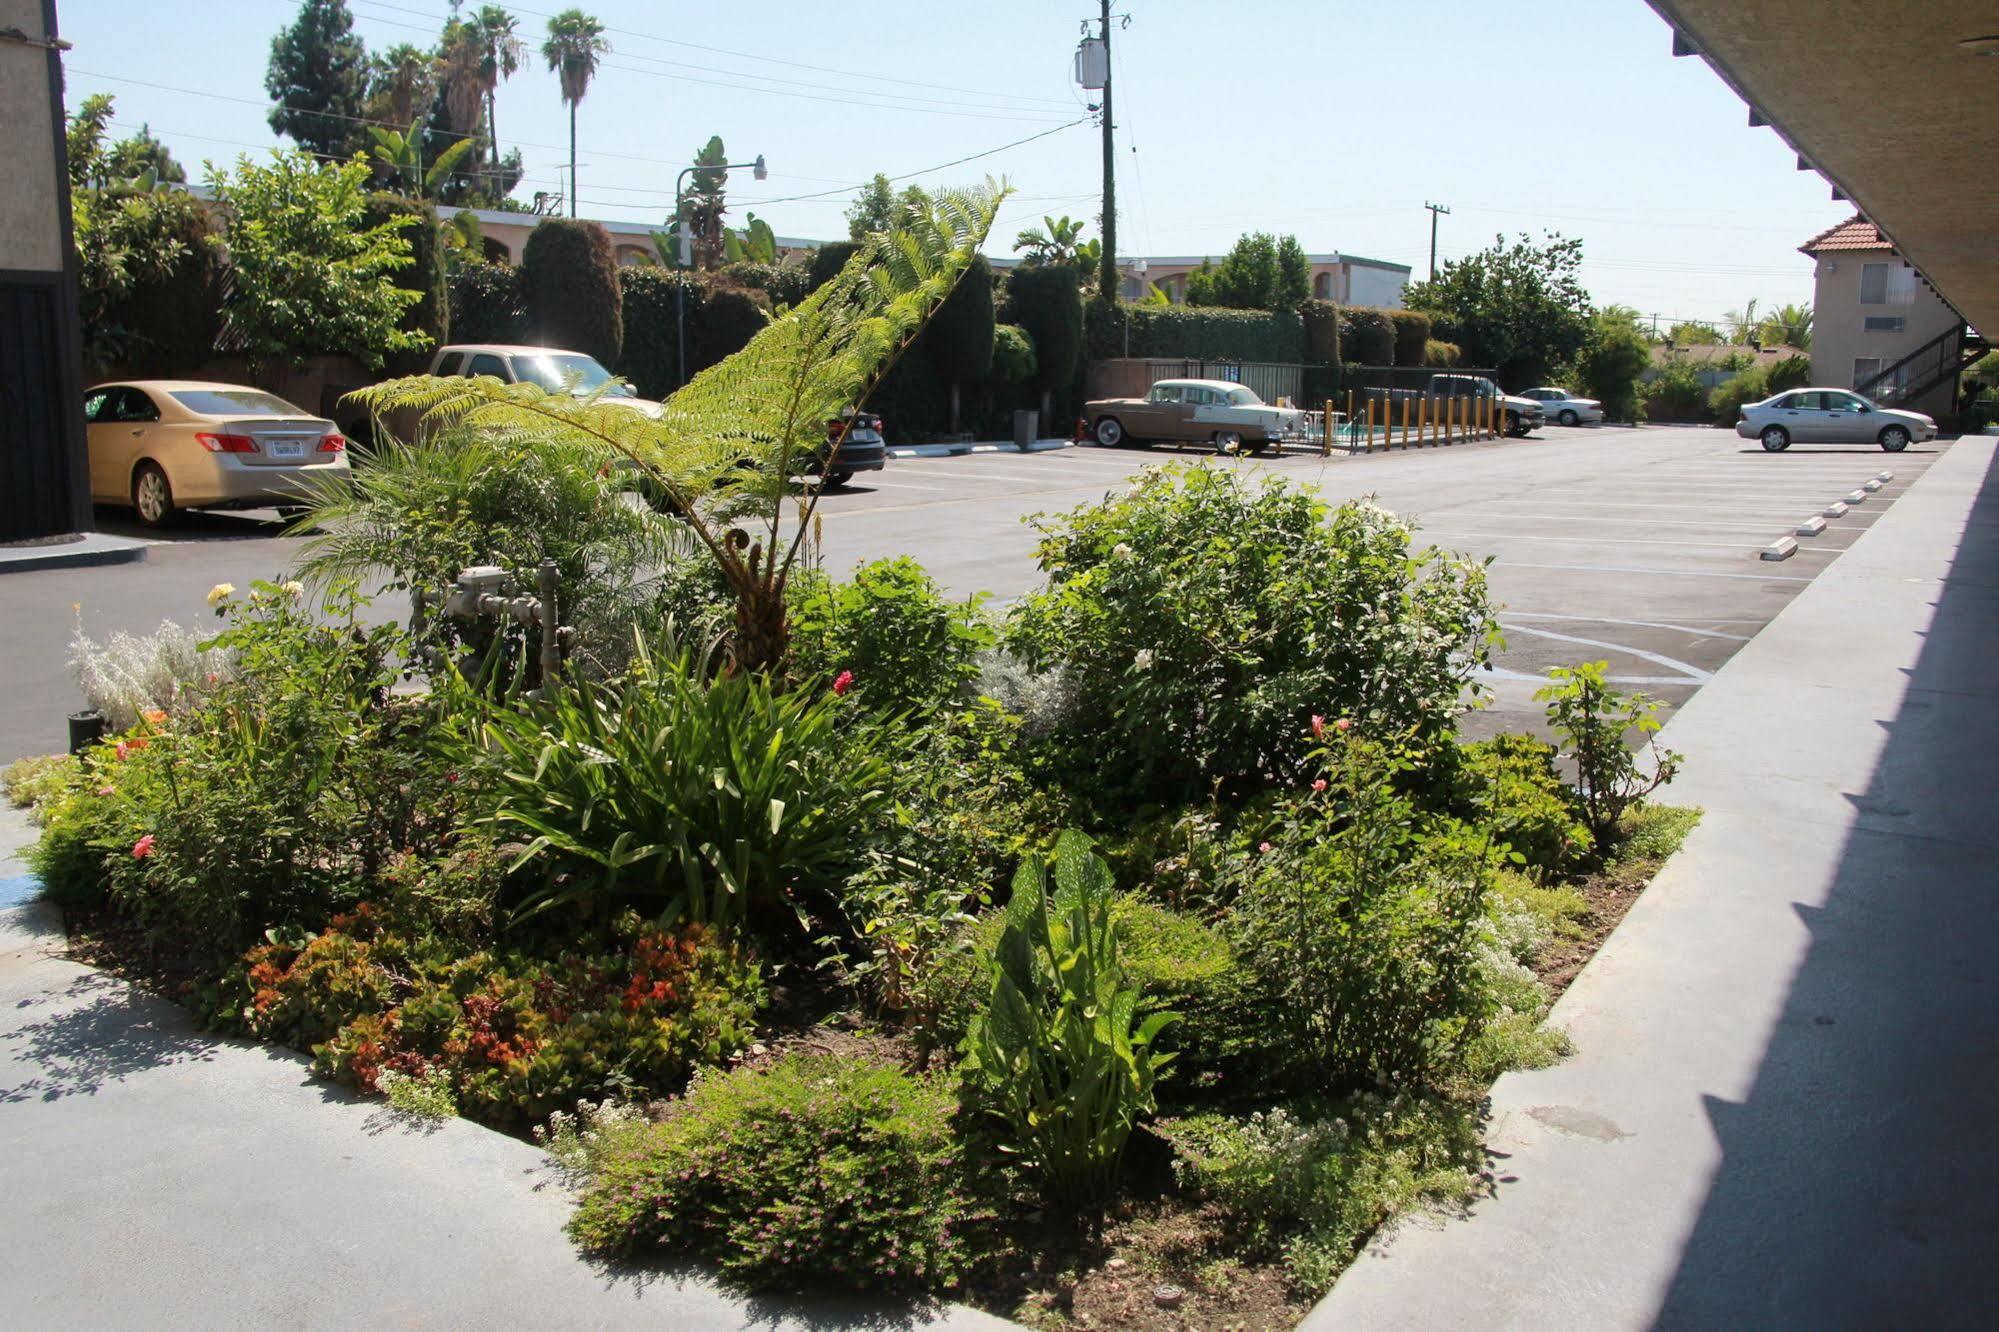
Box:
[1521,387,1604,426]
[84,381,352,526]
[1734,387,1936,453]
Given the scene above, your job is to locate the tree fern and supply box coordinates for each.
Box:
[346,179,1010,673]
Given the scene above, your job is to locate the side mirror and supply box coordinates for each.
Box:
[1858,404,1871,412]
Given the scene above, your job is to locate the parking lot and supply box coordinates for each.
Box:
[808,424,1945,734]
[0,423,1948,757]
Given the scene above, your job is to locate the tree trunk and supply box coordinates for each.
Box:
[486,89,499,194]
[567,101,576,216]
[949,380,961,435]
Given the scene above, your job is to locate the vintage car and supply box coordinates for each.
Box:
[1084,378,1314,455]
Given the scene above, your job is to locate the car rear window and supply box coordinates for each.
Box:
[169,388,308,417]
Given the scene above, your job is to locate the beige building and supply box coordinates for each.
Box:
[1,2,90,540]
[1116,253,1411,308]
[467,207,819,269]
[1801,215,1969,418]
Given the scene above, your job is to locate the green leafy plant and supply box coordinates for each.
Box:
[379,1065,460,1120]
[1230,730,1497,1089]
[1535,661,1682,842]
[208,150,428,370]
[565,1052,989,1290]
[352,182,1008,674]
[787,557,993,714]
[1007,465,1499,804]
[521,216,623,366]
[961,831,1175,1208]
[1443,733,1593,876]
[477,631,896,933]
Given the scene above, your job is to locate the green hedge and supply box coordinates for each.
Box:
[1300,299,1341,366]
[363,193,447,376]
[1003,264,1083,397]
[1388,309,1431,368]
[103,190,223,376]
[1085,303,1305,364]
[447,263,525,346]
[1424,339,1461,367]
[718,261,812,310]
[1341,307,1395,366]
[695,286,769,372]
[613,270,773,399]
[522,218,622,367]
[806,241,861,292]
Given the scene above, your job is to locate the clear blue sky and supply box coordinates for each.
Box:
[57,0,1848,329]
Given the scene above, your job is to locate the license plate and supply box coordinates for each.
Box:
[266,440,305,459]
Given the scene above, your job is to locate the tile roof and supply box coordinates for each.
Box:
[1800,214,1890,255]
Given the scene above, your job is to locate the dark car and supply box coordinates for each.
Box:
[814,409,887,486]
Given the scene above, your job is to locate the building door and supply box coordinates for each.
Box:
[0,281,89,541]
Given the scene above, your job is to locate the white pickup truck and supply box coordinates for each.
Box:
[336,343,662,446]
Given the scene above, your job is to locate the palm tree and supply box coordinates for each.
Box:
[1760,302,1813,352]
[1013,215,1085,266]
[541,9,609,217]
[1722,297,1760,346]
[473,6,525,192]
[368,43,439,129]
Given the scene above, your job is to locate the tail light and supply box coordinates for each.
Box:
[317,432,346,453]
[195,432,256,453]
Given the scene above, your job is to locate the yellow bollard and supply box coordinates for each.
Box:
[1322,398,1333,457]
[1365,397,1376,452]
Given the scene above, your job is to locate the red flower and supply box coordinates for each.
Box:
[131,833,155,860]
[832,670,855,697]
[1310,714,1325,740]
[1336,718,1353,733]
[1311,778,1328,793]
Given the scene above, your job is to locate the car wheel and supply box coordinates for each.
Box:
[1759,425,1791,452]
[1504,411,1522,436]
[1093,416,1125,447]
[824,469,855,487]
[1212,430,1244,456]
[1878,425,1910,453]
[1558,409,1579,427]
[132,462,175,527]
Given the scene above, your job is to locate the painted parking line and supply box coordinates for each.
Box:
[1503,611,1755,641]
[1420,529,1816,553]
[1451,499,1877,519]
[1496,560,1815,583]
[1423,510,1855,534]
[1499,622,1712,682]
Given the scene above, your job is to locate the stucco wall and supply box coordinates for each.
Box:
[1810,248,1959,414]
[1346,264,1409,310]
[0,0,63,273]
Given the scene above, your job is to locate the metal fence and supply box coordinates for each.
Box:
[1087,358,1309,406]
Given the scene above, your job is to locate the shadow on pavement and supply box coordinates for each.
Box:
[1656,444,1999,1324]
[91,505,296,543]
[0,967,218,1103]
[588,1253,984,1331]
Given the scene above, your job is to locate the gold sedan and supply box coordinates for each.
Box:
[83,381,352,526]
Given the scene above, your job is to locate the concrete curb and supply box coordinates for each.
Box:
[1824,501,1850,518]
[1796,516,1828,537]
[1760,535,1799,561]
[0,534,149,576]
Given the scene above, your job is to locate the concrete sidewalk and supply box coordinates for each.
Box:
[0,849,1009,1328]
[1309,437,1999,1328]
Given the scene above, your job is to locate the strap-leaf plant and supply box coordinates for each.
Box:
[963,830,1176,1209]
[348,181,1010,676]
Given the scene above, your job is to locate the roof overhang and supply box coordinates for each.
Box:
[1649,0,1999,329]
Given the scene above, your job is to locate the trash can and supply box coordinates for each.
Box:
[1012,409,1039,449]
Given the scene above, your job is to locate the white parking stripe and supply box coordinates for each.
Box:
[1500,623,1713,682]
[1498,560,1814,582]
[1420,529,1802,552]
[1425,511,1851,533]
[1504,611,1755,640]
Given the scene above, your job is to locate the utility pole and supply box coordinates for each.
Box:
[1424,201,1451,280]
[1097,0,1117,304]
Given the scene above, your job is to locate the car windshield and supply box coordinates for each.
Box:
[512,353,632,396]
[1224,386,1261,406]
[169,388,308,417]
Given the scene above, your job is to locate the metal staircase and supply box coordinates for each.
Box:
[1855,322,1989,409]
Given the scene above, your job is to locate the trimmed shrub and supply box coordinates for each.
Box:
[1002,263,1083,409]
[1387,310,1432,368]
[566,1052,988,1290]
[522,218,622,366]
[447,262,525,346]
[786,557,995,714]
[1340,307,1395,366]
[1006,465,1499,804]
[613,265,685,399]
[363,192,447,374]
[1767,353,1812,393]
[694,286,769,375]
[1086,303,1306,364]
[806,240,862,292]
[1424,339,1462,367]
[1440,734,1592,875]
[991,323,1035,384]
[1301,299,1341,366]
[717,260,811,309]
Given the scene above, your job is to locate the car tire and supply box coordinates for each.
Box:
[132,462,175,527]
[1759,425,1791,452]
[1212,430,1244,456]
[1504,411,1523,436]
[1878,425,1910,453]
[1558,409,1579,427]
[824,469,855,487]
[1093,416,1126,447]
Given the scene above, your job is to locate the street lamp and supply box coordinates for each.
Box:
[674,154,769,389]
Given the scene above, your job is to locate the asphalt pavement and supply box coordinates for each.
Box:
[0,424,1941,760]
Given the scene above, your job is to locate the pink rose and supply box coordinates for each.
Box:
[832,670,855,697]
[1311,778,1327,793]
[1336,718,1353,732]
[1258,841,1274,855]
[1310,714,1326,740]
[132,834,155,860]
[96,785,115,798]
[114,741,130,762]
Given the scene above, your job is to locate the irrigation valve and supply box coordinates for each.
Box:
[434,560,571,690]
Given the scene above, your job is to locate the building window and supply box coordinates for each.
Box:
[1858,262,1917,305]
[1853,357,1883,386]
[1863,315,1907,332]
